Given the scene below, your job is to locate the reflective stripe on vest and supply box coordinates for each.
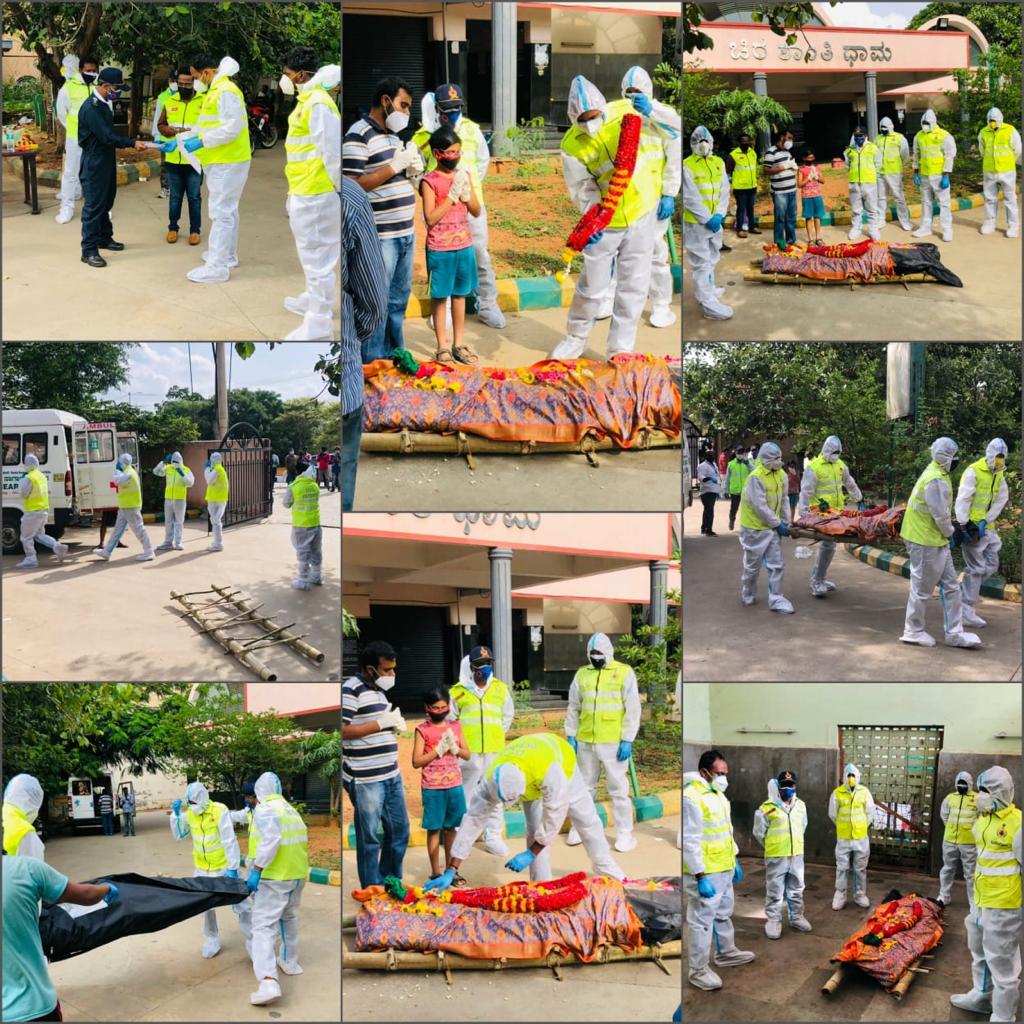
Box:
[682,153,725,224]
[944,791,978,845]
[489,734,576,802]
[2,802,35,856]
[188,801,229,870]
[845,142,879,184]
[973,806,1022,910]
[917,127,950,176]
[967,457,1003,523]
[450,679,509,754]
[164,465,191,500]
[878,133,905,175]
[729,148,758,190]
[727,458,750,495]
[981,124,1017,174]
[285,87,339,196]
[900,461,950,547]
[683,780,734,874]
[575,661,630,744]
[289,477,320,527]
[833,785,870,840]
[253,795,309,880]
[809,455,848,510]
[117,467,143,509]
[206,463,229,503]
[24,468,49,512]
[197,76,251,164]
[65,76,92,140]
[759,799,806,857]
[162,93,204,165]
[739,463,784,530]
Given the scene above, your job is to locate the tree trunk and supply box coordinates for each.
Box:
[130,43,146,139]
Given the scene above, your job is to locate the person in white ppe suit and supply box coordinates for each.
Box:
[683,125,732,320]
[738,442,794,614]
[936,770,978,909]
[564,632,641,853]
[153,451,195,552]
[169,781,241,959]
[828,763,875,910]
[2,774,46,859]
[876,116,913,231]
[797,435,862,597]
[979,107,1021,238]
[279,50,341,341]
[844,127,882,242]
[683,750,755,991]
[552,76,662,358]
[203,451,230,552]
[92,453,155,562]
[54,55,97,224]
[898,437,982,649]
[428,733,625,889]
[912,108,957,242]
[16,453,69,568]
[282,460,322,590]
[247,771,309,1006]
[950,765,1022,1022]
[956,438,1009,628]
[753,771,812,938]
[228,783,258,957]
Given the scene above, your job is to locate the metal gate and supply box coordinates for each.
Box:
[684,418,710,490]
[838,724,944,870]
[210,423,273,529]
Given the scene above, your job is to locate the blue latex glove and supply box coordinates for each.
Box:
[171,799,182,814]
[205,459,211,470]
[776,522,790,537]
[858,501,867,511]
[424,868,456,892]
[225,868,238,879]
[630,92,653,116]
[913,172,921,187]
[157,139,178,154]
[656,195,675,221]
[114,460,123,473]
[103,882,120,905]
[818,499,831,512]
[584,230,604,249]
[616,740,633,762]
[672,1005,682,1023]
[505,849,537,873]
[978,519,987,538]
[697,876,716,899]
[940,173,950,190]
[246,868,262,894]
[164,454,173,464]
[734,863,743,882]
[705,213,724,233]
[184,136,204,153]
[567,736,578,753]
[175,466,185,477]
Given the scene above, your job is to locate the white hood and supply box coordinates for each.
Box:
[4,774,44,821]
[305,63,340,93]
[930,436,958,471]
[567,75,606,126]
[186,781,210,813]
[586,632,615,662]
[843,763,861,787]
[255,771,282,802]
[214,56,240,83]
[985,437,1008,470]
[621,66,653,98]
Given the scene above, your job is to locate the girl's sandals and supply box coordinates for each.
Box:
[452,344,478,365]
[451,872,468,888]
[815,237,824,246]
[434,348,455,364]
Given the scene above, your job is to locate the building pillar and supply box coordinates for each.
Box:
[753,72,770,153]
[864,71,879,139]
[491,2,517,156]
[648,560,670,703]
[489,547,514,685]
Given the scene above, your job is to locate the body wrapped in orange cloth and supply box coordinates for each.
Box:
[760,241,963,286]
[795,504,905,542]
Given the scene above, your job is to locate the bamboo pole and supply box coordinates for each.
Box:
[342,914,357,930]
[210,584,325,664]
[171,590,277,681]
[891,958,924,1001]
[360,430,680,457]
[822,964,846,995]
[743,271,935,286]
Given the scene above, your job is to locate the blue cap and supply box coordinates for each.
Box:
[242,782,256,796]
[435,82,464,112]
[98,67,124,85]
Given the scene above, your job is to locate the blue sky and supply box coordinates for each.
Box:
[828,2,929,28]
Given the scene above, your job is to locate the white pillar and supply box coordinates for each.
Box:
[491,2,517,156]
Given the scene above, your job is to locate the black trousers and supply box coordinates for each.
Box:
[80,159,116,256]
[700,493,716,533]
[729,493,742,528]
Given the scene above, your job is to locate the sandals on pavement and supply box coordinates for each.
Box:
[434,348,455,364]
[452,344,478,365]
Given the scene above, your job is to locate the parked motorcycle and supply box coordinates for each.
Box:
[247,101,278,153]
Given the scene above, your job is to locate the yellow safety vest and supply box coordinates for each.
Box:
[808,454,849,510]
[973,805,1022,910]
[739,462,784,531]
[758,798,806,857]
[900,461,950,547]
[252,794,308,880]
[413,114,488,194]
[845,141,879,184]
[729,147,758,190]
[727,458,750,496]
[289,476,320,528]
[980,124,1017,174]
[187,801,229,871]
[196,75,251,165]
[162,93,204,165]
[117,467,143,510]
[561,109,664,228]
[916,126,950,176]
[450,678,510,754]
[682,153,725,224]
[285,86,339,196]
[683,779,735,875]
[2,802,35,856]
[64,75,93,142]
[153,87,175,140]
[878,132,906,175]
[206,463,230,503]
[488,734,576,802]
[23,468,49,512]
[163,464,192,500]
[944,790,978,845]
[966,456,1004,523]
[833,785,870,840]
[574,660,630,744]
[246,809,256,861]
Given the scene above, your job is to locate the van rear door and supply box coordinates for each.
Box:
[74,423,120,517]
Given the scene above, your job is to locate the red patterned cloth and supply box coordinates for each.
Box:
[760,240,896,281]
[796,505,905,542]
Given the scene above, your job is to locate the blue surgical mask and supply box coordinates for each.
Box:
[854,136,865,147]
[473,665,493,685]
[780,787,796,801]
[441,110,462,128]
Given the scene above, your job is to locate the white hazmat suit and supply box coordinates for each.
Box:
[912,108,957,242]
[828,763,875,910]
[154,451,195,551]
[683,125,732,320]
[282,463,322,590]
[937,770,978,909]
[92,453,155,562]
[752,778,810,937]
[845,132,882,242]
[876,117,912,231]
[979,107,1021,238]
[204,451,228,552]
[3,774,46,859]
[739,442,793,613]
[16,453,68,568]
[54,56,87,224]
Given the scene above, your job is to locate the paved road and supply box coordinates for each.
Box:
[682,499,1022,682]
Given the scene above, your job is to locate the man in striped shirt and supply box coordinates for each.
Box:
[343,77,424,363]
[763,128,798,251]
[342,640,410,887]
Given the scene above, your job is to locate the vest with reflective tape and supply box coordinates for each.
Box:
[2,802,35,856]
[739,462,784,530]
[197,76,250,164]
[845,141,879,184]
[966,457,1004,524]
[878,133,906,175]
[450,678,509,754]
[413,115,487,194]
[727,458,750,495]
[117,467,143,509]
[65,75,93,141]
[682,153,725,224]
[187,801,229,870]
[24,468,49,512]
[285,86,339,196]
[980,124,1017,174]
[206,463,229,503]
[253,794,309,880]
[916,127,950,176]
[575,660,630,744]
[683,780,735,874]
[246,809,256,861]
[809,455,848,510]
[164,464,191,500]
[153,87,174,141]
[973,805,1022,910]
[900,461,949,547]
[488,734,576,802]
[944,791,978,845]
[162,93,204,165]
[758,798,806,857]
[729,147,758,190]
[288,476,320,527]
[833,785,870,840]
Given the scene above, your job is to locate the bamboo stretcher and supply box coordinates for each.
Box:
[822,953,935,1001]
[744,259,938,289]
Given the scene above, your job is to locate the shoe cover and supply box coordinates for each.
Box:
[173,544,184,551]
[285,315,333,341]
[284,293,310,316]
[15,558,39,569]
[899,221,913,232]
[92,548,110,560]
[899,629,936,647]
[155,543,173,551]
[810,580,830,598]
[201,250,238,268]
[594,300,614,321]
[765,918,782,939]
[250,979,282,1005]
[942,229,953,242]
[911,226,932,238]
[944,631,981,649]
[614,832,638,853]
[477,304,507,328]
[769,596,795,614]
[201,939,221,959]
[188,263,230,283]
[848,228,863,242]
[207,544,224,552]
[310,575,323,586]
[565,827,583,846]
[821,580,837,591]
[277,957,303,975]
[714,947,755,967]
[950,990,993,1013]
[702,300,733,320]
[136,552,154,562]
[1007,227,1020,239]
[649,305,677,328]
[54,543,68,563]
[55,207,74,224]
[551,336,587,360]
[688,967,723,991]
[483,837,509,857]
[292,579,311,591]
[854,893,870,908]
[961,607,987,628]
[832,891,847,910]
[789,915,812,932]
[980,223,996,235]
[741,591,757,606]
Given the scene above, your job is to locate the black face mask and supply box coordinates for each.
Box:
[178,87,194,100]
[427,711,448,723]
[956,783,969,794]
[438,157,460,171]
[949,458,960,473]
[589,654,607,669]
[739,143,750,152]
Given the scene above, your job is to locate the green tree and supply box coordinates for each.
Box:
[704,89,793,141]
[614,592,680,721]
[908,3,1021,57]
[683,2,838,55]
[2,342,134,410]
[682,63,725,137]
[269,398,329,456]
[297,731,341,814]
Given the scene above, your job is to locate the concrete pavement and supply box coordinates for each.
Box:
[2,148,340,341]
[682,204,1021,341]
[342,813,681,1022]
[682,499,1022,682]
[1,481,340,681]
[43,809,340,1022]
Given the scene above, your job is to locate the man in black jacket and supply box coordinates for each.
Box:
[78,67,148,267]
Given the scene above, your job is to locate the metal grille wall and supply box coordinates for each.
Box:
[838,724,944,870]
[211,434,272,528]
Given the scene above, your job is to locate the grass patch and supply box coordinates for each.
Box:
[493,248,558,277]
[489,210,556,238]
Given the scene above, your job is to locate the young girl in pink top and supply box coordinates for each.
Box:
[797,147,825,246]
